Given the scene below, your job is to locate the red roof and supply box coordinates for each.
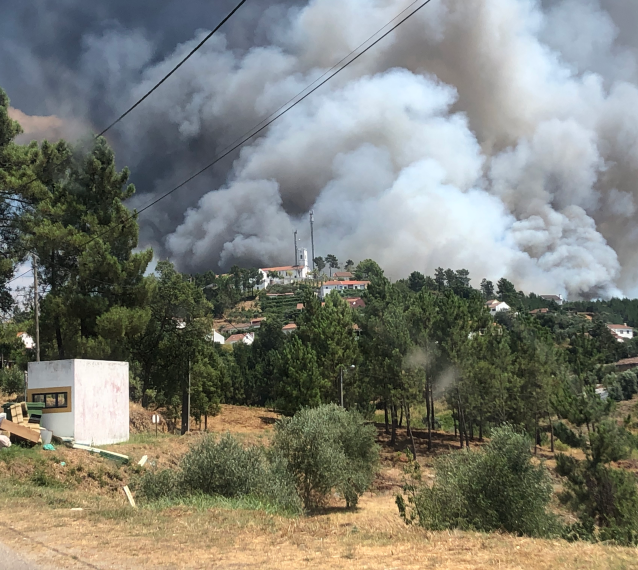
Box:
[346,297,366,309]
[607,323,633,330]
[322,280,370,286]
[226,333,249,344]
[261,265,302,272]
[616,357,638,367]
[282,323,297,331]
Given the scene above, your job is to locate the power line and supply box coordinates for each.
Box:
[96,0,248,137]
[80,0,434,250]
[7,0,434,286]
[214,0,424,159]
[7,269,32,285]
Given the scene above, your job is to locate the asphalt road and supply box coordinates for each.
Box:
[0,540,43,570]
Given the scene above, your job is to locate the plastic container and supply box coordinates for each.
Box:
[26,402,46,414]
[1,403,12,421]
[40,429,52,445]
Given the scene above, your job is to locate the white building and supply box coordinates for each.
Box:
[26,359,129,445]
[258,248,310,290]
[226,332,255,346]
[540,294,564,306]
[17,332,34,349]
[320,280,370,299]
[606,323,634,342]
[486,300,510,316]
[207,329,225,344]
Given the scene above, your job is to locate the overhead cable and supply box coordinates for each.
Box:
[96,0,248,137]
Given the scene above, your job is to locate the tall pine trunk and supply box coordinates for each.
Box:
[404,400,417,459]
[425,378,432,451]
[390,403,397,446]
[548,413,554,453]
[384,402,389,435]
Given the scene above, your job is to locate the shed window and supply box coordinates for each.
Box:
[32,392,69,409]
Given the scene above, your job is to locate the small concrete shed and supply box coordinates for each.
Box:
[27,359,129,445]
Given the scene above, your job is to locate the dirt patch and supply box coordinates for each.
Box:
[1,490,636,570]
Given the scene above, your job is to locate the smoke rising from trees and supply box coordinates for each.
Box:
[3,0,638,299]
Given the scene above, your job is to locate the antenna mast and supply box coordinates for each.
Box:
[310,210,315,270]
[294,229,298,266]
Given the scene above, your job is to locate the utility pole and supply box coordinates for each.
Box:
[32,254,40,362]
[181,357,191,435]
[310,210,315,271]
[341,365,355,408]
[294,229,299,266]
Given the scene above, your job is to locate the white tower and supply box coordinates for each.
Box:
[298,248,309,277]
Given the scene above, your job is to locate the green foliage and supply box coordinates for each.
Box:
[274,335,324,415]
[137,432,302,514]
[272,404,379,509]
[0,366,24,396]
[180,432,267,497]
[397,426,558,537]
[556,420,638,545]
[553,421,587,449]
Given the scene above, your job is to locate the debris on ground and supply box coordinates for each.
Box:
[138,455,148,467]
[0,402,43,444]
[0,418,41,444]
[123,485,137,508]
[42,443,56,451]
[0,434,10,448]
[72,443,130,464]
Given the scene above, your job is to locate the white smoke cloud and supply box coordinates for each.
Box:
[7,0,638,299]
[160,0,638,299]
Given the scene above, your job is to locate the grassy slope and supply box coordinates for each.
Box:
[0,404,637,569]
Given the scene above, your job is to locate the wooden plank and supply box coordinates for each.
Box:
[72,443,129,464]
[99,449,129,464]
[0,418,41,443]
[122,485,137,508]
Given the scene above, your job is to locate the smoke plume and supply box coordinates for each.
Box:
[3,0,638,298]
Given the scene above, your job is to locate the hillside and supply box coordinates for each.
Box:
[1,404,637,570]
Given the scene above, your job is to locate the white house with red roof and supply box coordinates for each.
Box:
[258,248,309,289]
[486,300,510,316]
[320,280,370,299]
[226,332,255,346]
[606,323,634,342]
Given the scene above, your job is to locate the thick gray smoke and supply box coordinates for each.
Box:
[3,0,638,299]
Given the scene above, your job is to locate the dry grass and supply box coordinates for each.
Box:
[1,489,636,570]
[1,404,637,569]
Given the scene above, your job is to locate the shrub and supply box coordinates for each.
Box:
[556,421,638,545]
[618,371,638,401]
[137,467,183,501]
[272,404,379,509]
[137,432,302,514]
[0,367,24,396]
[181,432,264,497]
[553,421,586,448]
[397,425,558,537]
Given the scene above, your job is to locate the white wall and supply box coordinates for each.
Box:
[28,359,129,445]
[27,360,75,438]
[74,360,129,446]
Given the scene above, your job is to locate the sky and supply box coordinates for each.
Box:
[2,0,638,300]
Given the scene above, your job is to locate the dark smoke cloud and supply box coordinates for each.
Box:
[2,0,638,299]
